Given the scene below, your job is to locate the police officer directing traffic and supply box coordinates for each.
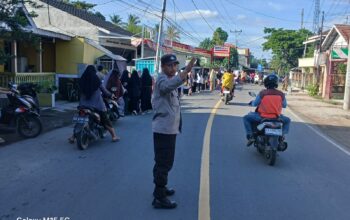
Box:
[151,54,196,209]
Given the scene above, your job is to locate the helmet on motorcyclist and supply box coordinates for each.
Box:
[264,74,278,89]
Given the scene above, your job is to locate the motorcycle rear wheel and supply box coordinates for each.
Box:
[17,115,42,138]
[265,150,276,166]
[224,94,229,105]
[76,126,89,150]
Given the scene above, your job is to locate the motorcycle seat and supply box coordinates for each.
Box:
[260,118,283,123]
[77,106,97,112]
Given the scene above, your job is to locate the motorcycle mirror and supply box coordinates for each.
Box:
[248,91,257,97]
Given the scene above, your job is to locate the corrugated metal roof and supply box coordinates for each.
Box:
[322,24,350,50]
[39,0,132,36]
[334,24,350,42]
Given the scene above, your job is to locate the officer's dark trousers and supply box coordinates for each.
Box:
[153,132,176,199]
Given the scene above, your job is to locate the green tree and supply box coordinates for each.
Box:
[166,25,180,42]
[262,28,313,74]
[0,0,41,65]
[110,14,124,26]
[126,14,142,35]
[199,38,213,50]
[212,27,228,45]
[94,11,105,20]
[66,0,96,10]
[64,0,106,20]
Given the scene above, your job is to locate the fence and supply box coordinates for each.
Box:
[291,72,316,89]
[331,74,346,99]
[0,72,56,88]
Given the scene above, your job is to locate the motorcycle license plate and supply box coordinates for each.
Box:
[73,115,89,123]
[223,91,230,94]
[265,128,282,136]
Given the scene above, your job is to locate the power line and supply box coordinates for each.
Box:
[239,36,265,46]
[202,0,230,30]
[191,0,215,32]
[224,0,312,23]
[114,0,203,43]
[217,0,238,28]
[170,1,206,41]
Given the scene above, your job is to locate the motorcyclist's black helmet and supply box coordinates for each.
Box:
[264,74,278,89]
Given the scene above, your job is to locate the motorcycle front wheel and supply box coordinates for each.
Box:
[17,115,42,138]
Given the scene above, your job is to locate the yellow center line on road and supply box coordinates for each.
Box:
[198,100,222,220]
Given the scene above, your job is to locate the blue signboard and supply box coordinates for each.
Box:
[257,64,263,72]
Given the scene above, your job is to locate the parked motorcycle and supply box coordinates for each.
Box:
[0,83,42,138]
[221,87,233,105]
[17,82,40,113]
[248,91,288,166]
[72,106,106,150]
[104,87,120,122]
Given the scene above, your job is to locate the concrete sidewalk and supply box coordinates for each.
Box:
[287,90,350,149]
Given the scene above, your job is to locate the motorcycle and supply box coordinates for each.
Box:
[104,87,120,122]
[248,92,288,166]
[221,87,233,105]
[17,82,40,113]
[0,83,42,138]
[72,106,106,150]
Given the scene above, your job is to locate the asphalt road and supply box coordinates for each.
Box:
[1,84,350,220]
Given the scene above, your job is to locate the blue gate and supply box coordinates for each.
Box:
[135,60,155,75]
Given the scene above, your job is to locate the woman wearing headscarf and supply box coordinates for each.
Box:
[106,69,123,100]
[106,69,125,116]
[128,70,141,115]
[140,68,153,113]
[68,65,120,143]
[120,69,130,115]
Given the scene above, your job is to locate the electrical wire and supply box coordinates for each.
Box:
[224,0,312,24]
[201,0,229,31]
[113,0,203,43]
[170,1,205,41]
[191,0,215,32]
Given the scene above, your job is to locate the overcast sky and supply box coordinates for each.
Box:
[88,0,350,60]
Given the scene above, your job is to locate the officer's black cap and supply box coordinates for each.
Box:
[161,54,179,65]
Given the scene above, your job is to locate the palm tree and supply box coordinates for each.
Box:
[125,14,141,34]
[127,14,140,26]
[166,25,180,43]
[110,14,124,26]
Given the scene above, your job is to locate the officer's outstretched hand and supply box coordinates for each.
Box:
[180,58,196,80]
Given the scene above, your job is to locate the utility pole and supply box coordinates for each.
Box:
[313,0,320,34]
[301,8,304,29]
[303,35,308,58]
[344,39,350,110]
[141,25,145,59]
[316,11,324,84]
[230,29,242,48]
[230,30,242,69]
[154,0,166,75]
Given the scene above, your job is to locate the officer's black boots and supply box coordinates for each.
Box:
[165,187,175,196]
[152,197,177,209]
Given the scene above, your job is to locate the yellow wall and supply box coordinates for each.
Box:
[0,40,4,72]
[56,38,84,74]
[56,37,106,74]
[83,40,104,64]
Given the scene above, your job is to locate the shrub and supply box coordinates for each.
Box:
[37,80,57,93]
[306,84,319,96]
